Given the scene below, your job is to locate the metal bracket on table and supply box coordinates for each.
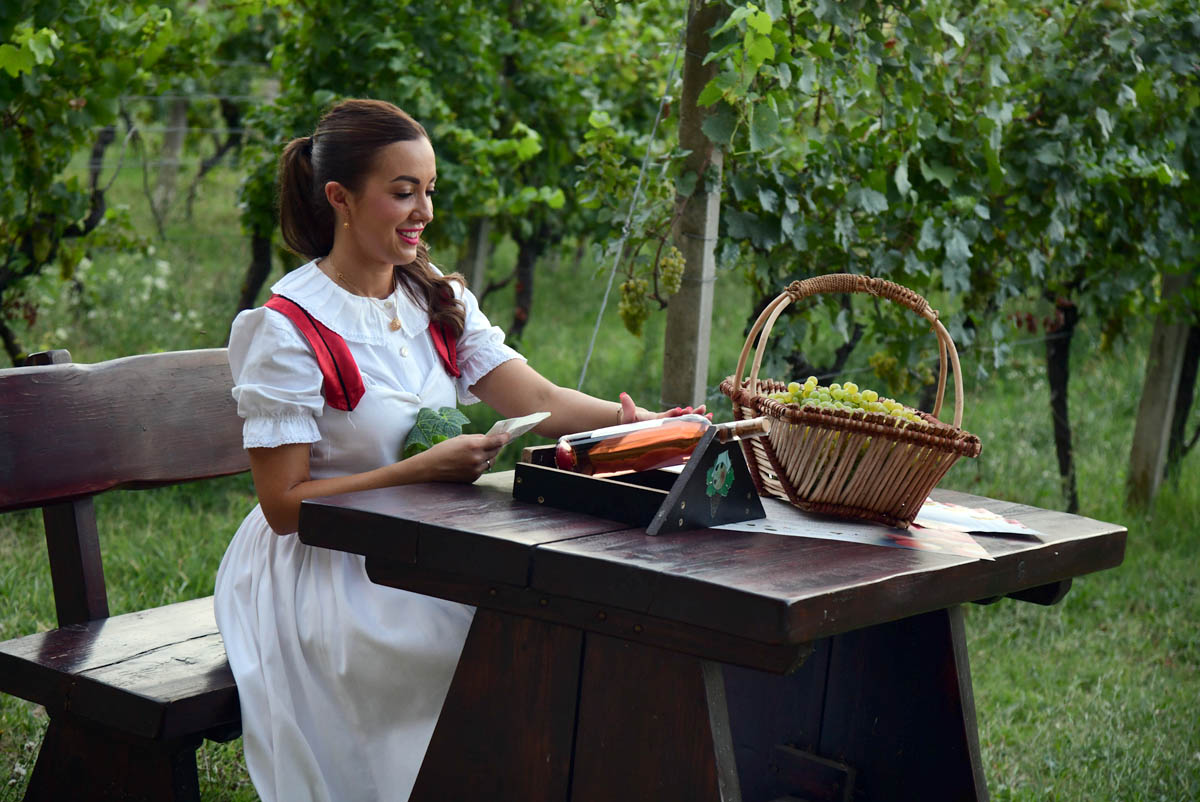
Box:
[646,427,765,535]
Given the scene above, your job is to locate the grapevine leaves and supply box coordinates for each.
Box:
[402,407,471,460]
[0,1,207,360]
[697,0,1197,382]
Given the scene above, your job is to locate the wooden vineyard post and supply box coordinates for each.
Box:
[1128,272,1193,507]
[662,0,726,410]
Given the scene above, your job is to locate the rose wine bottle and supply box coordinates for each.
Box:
[554,414,771,476]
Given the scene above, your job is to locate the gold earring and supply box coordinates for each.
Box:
[343,220,350,229]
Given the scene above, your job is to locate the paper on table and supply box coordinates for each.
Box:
[913,498,1043,538]
[487,411,551,439]
[715,498,992,560]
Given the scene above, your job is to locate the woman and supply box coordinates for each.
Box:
[214,98,703,802]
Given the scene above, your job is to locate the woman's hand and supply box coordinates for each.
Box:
[617,391,710,424]
[416,432,510,482]
[247,431,510,536]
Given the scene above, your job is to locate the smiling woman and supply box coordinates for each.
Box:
[214,97,710,802]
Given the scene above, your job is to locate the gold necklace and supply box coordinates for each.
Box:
[325,259,403,332]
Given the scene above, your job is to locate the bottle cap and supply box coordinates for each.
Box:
[716,416,771,443]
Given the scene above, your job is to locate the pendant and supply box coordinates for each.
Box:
[389,318,403,332]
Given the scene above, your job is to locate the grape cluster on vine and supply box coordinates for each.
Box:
[767,376,924,425]
[658,245,685,296]
[618,277,650,336]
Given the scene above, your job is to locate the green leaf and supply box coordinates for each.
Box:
[834,308,852,342]
[943,261,970,294]
[757,186,779,213]
[587,110,612,129]
[701,103,737,146]
[748,103,780,151]
[849,185,888,213]
[697,79,723,107]
[1035,142,1065,166]
[0,44,34,77]
[986,56,1008,87]
[918,218,941,252]
[675,170,699,197]
[774,61,792,90]
[944,225,972,264]
[402,407,470,459]
[919,158,956,189]
[27,29,61,65]
[542,187,566,209]
[745,31,775,66]
[937,16,964,48]
[1108,28,1133,53]
[1153,163,1179,185]
[714,5,754,36]
[515,136,542,161]
[810,41,834,60]
[894,157,911,196]
[1028,250,1046,279]
[748,10,773,35]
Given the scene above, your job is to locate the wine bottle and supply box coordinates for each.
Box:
[554,414,771,476]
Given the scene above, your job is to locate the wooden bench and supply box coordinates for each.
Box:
[0,348,248,801]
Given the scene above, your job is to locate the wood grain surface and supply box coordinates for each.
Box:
[300,474,1127,648]
[0,349,248,512]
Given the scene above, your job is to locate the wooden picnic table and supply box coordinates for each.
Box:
[297,471,1125,802]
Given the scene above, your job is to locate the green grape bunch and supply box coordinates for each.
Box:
[766,376,925,425]
[657,245,685,297]
[618,277,650,336]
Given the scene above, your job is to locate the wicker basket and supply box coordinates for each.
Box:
[719,274,982,529]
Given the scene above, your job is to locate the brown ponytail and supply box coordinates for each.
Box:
[276,99,465,336]
[278,136,335,258]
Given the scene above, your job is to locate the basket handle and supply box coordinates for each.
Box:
[732,274,965,429]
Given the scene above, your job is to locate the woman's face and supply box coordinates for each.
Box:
[341,137,436,268]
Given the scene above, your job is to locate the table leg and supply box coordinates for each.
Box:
[569,632,738,802]
[411,608,583,801]
[723,606,988,802]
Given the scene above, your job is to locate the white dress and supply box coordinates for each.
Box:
[214,261,523,802]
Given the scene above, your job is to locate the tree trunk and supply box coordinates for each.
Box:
[1046,301,1080,513]
[1,318,23,365]
[151,97,189,230]
[185,98,243,220]
[1128,272,1193,506]
[458,218,492,293]
[508,222,550,346]
[1167,322,1199,478]
[236,232,274,319]
[661,0,725,409]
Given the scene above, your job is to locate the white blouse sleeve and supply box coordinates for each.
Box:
[228,306,325,448]
[452,281,525,405]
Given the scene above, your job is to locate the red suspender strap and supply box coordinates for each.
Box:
[264,294,366,412]
[429,322,461,378]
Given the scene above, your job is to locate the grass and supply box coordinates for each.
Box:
[2,158,1197,801]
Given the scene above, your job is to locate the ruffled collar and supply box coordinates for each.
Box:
[270,261,431,345]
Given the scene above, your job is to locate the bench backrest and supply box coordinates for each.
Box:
[0,348,249,626]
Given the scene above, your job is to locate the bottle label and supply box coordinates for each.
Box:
[564,413,708,444]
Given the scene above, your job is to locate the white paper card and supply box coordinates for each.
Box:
[487,411,551,439]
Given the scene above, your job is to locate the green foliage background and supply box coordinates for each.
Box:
[0,0,1198,799]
